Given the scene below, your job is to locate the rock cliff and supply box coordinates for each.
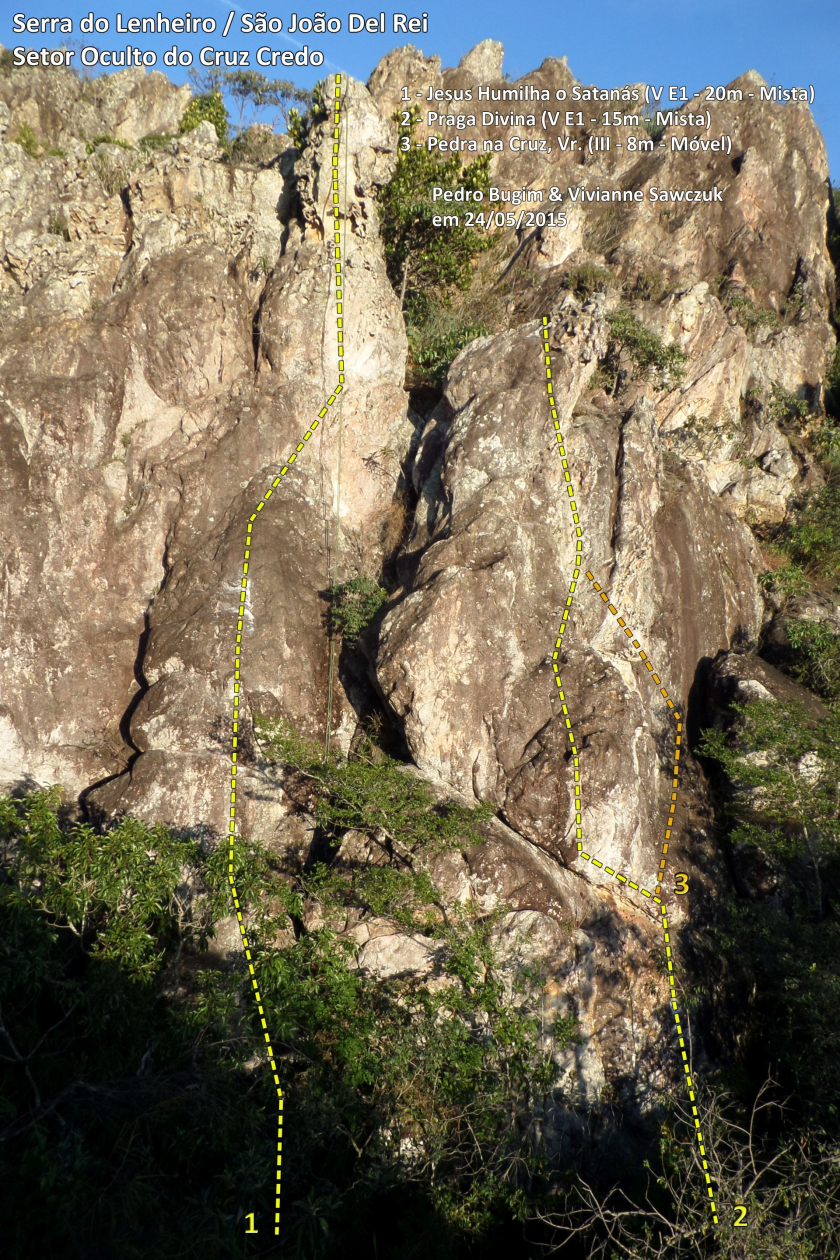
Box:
[0,45,836,1119]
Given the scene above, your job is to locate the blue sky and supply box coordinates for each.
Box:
[3,1,839,174]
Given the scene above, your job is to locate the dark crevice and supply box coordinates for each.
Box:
[78,610,152,822]
[251,277,272,371]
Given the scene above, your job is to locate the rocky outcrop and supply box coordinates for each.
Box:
[0,44,836,1118]
[372,48,834,526]
[376,294,763,898]
[0,72,405,835]
[0,63,191,150]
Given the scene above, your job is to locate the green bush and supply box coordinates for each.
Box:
[605,307,688,386]
[12,122,39,158]
[258,720,494,854]
[716,279,782,336]
[85,133,131,153]
[179,90,228,143]
[758,561,809,598]
[377,108,492,310]
[283,79,326,149]
[0,791,269,1257]
[625,268,667,301]
[408,314,488,387]
[640,111,666,143]
[253,723,577,1241]
[699,699,840,1115]
[767,381,809,426]
[327,573,388,640]
[561,263,613,298]
[138,131,174,152]
[777,484,840,580]
[785,617,840,701]
[0,738,580,1255]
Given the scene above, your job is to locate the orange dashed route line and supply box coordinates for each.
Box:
[541,315,719,1226]
[227,75,346,1237]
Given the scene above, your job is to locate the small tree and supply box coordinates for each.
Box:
[187,67,310,136]
[327,574,388,641]
[219,69,311,131]
[377,108,493,312]
[179,90,228,143]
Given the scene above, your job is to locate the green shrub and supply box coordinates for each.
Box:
[640,111,666,143]
[179,90,228,143]
[258,720,494,855]
[699,699,840,1116]
[0,791,271,1256]
[758,562,809,598]
[605,307,688,386]
[768,381,809,426]
[46,215,69,240]
[253,723,577,1239]
[377,108,492,311]
[327,573,388,640]
[85,133,131,153]
[138,131,174,152]
[824,339,840,420]
[626,268,667,301]
[561,263,613,298]
[717,279,782,337]
[226,126,286,167]
[0,731,578,1252]
[408,313,488,387]
[777,484,840,580]
[12,122,39,158]
[785,617,840,701]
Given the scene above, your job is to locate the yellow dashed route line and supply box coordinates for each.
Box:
[227,75,346,1237]
[584,574,682,900]
[540,315,719,1226]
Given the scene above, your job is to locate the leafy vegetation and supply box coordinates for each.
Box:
[640,111,666,143]
[377,110,492,313]
[757,560,809,599]
[784,618,840,702]
[0,734,583,1257]
[0,791,269,1258]
[407,311,489,388]
[287,80,329,149]
[11,121,64,160]
[774,484,840,581]
[212,69,310,132]
[376,109,493,400]
[85,133,131,153]
[326,574,388,641]
[561,263,614,299]
[179,90,229,144]
[604,307,688,388]
[699,699,840,1114]
[827,339,840,410]
[767,381,809,427]
[625,268,667,302]
[138,131,175,153]
[13,121,40,158]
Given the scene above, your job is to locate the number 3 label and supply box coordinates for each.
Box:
[734,1204,747,1227]
[674,873,688,895]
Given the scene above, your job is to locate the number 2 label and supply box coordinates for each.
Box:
[733,1204,747,1227]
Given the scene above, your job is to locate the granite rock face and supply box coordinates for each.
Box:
[0,63,191,150]
[0,71,405,833]
[0,47,836,1116]
[376,295,763,901]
